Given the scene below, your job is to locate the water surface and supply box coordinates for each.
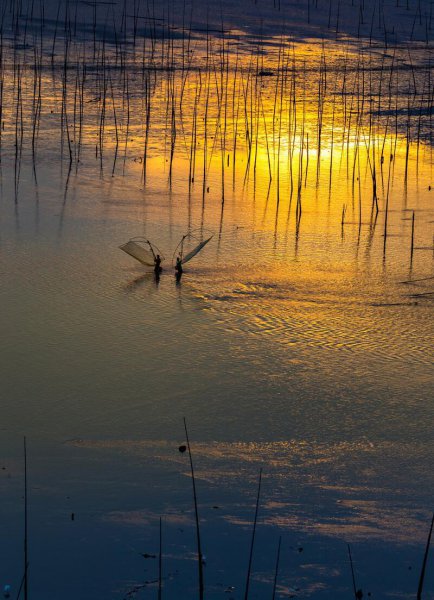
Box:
[0,1,433,598]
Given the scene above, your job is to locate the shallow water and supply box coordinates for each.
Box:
[0,1,434,599]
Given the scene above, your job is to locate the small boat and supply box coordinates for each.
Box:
[119,238,164,267]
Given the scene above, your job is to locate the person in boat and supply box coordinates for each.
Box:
[175,255,183,279]
[154,254,162,274]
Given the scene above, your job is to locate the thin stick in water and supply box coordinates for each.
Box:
[183,418,204,600]
[158,517,162,600]
[244,468,262,600]
[271,536,282,600]
[417,512,434,600]
[347,543,358,600]
[24,436,28,600]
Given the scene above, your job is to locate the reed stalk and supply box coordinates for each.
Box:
[183,418,204,600]
[244,468,262,600]
[417,512,434,600]
[271,536,281,600]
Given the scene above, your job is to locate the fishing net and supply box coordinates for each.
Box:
[119,241,155,266]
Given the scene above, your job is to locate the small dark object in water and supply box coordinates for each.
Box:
[154,254,162,274]
[175,256,183,280]
[298,547,303,552]
[178,445,187,453]
[140,553,156,559]
[356,589,363,599]
[212,505,220,509]
[71,513,75,521]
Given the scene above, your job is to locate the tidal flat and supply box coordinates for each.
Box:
[0,0,433,598]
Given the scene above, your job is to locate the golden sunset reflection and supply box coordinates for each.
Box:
[2,32,431,212]
[1,5,433,597]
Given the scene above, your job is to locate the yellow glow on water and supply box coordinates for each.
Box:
[0,30,432,277]
[0,7,434,600]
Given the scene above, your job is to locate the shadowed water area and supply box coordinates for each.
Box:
[0,0,433,598]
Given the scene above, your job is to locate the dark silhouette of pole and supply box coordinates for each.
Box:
[158,517,162,600]
[244,468,262,600]
[417,512,434,600]
[183,418,204,600]
[348,544,357,600]
[271,536,282,600]
[24,436,28,600]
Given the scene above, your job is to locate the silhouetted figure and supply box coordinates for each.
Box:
[175,256,183,281]
[154,254,162,274]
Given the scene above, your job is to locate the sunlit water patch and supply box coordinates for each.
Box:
[0,1,433,598]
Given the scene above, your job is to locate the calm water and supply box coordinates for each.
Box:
[0,0,433,598]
